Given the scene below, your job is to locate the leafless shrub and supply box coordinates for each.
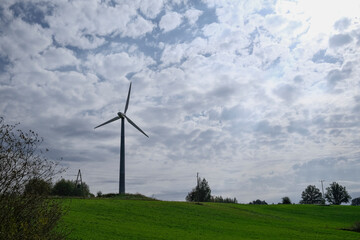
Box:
[0,116,68,239]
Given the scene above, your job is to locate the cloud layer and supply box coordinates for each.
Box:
[1,0,360,203]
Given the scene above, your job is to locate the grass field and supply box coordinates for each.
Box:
[61,197,360,240]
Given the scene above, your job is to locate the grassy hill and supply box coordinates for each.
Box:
[61,198,360,240]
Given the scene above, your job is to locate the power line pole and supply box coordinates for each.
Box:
[75,169,84,197]
[320,180,325,197]
[197,172,199,203]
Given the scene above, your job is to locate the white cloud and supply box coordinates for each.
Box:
[159,11,183,32]
[161,44,185,65]
[38,47,79,70]
[122,15,155,38]
[184,8,203,25]
[139,0,164,19]
[86,52,155,81]
[0,19,52,61]
[46,0,156,49]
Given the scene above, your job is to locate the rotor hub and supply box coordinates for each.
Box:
[117,112,125,118]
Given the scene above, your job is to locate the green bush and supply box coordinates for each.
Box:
[52,179,90,197]
[249,199,268,205]
[24,178,52,196]
[282,197,292,204]
[351,197,360,206]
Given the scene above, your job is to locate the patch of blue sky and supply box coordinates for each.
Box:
[265,56,281,70]
[161,23,196,43]
[193,4,218,28]
[100,0,117,8]
[247,28,260,55]
[49,1,217,70]
[125,72,137,80]
[9,1,53,28]
[0,55,11,73]
[312,49,343,64]
[101,34,161,65]
[101,24,207,68]
[0,6,5,26]
[257,7,275,17]
[50,65,78,73]
[65,45,89,60]
[201,52,212,57]
[289,40,299,50]
[264,57,285,79]
[155,4,217,44]
[93,73,107,83]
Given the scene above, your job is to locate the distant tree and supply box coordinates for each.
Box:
[325,182,351,205]
[249,199,267,205]
[24,178,52,196]
[351,197,360,206]
[72,180,90,197]
[282,196,291,204]
[97,191,102,197]
[300,185,324,204]
[52,179,90,197]
[0,117,67,239]
[186,177,211,202]
[52,179,74,196]
[211,196,238,203]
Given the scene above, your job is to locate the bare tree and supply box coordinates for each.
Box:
[0,117,68,239]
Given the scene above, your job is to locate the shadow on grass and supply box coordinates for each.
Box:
[341,221,360,233]
[98,193,158,201]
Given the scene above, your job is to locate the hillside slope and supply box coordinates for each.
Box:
[61,198,360,240]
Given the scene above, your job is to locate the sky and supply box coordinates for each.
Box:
[1,0,360,204]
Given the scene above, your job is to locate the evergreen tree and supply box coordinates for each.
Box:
[186,177,211,202]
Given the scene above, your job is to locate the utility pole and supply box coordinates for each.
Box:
[197,172,200,203]
[320,180,325,197]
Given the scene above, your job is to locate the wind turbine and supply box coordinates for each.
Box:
[94,82,148,194]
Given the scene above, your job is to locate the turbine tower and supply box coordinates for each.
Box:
[94,82,148,194]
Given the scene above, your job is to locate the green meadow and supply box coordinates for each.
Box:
[61,198,360,240]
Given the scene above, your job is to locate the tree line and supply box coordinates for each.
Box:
[25,177,91,197]
[186,175,358,206]
[186,177,238,203]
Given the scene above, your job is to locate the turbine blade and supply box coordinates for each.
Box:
[124,82,132,114]
[124,115,149,138]
[94,116,120,129]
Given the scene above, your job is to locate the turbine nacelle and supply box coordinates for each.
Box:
[117,112,125,119]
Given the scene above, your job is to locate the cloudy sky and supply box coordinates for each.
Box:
[1,0,360,203]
